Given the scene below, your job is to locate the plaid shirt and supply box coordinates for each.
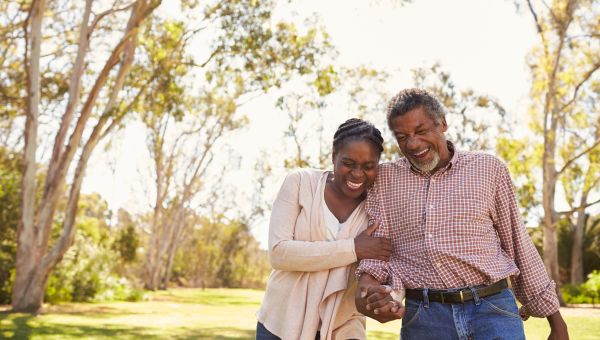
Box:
[357,142,560,317]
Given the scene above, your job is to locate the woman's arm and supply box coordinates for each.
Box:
[268,171,390,272]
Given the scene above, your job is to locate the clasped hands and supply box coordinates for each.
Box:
[355,274,404,323]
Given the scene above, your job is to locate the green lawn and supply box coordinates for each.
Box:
[1,288,599,339]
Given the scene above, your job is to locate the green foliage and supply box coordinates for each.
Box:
[496,136,542,220]
[171,215,270,289]
[45,194,141,303]
[112,223,139,263]
[0,148,20,304]
[563,270,600,304]
[557,215,600,280]
[412,63,507,152]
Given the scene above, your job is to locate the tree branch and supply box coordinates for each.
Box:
[557,137,600,175]
[557,198,600,216]
[89,2,135,35]
[557,61,600,113]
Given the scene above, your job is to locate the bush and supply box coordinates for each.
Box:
[563,270,600,305]
[45,228,143,304]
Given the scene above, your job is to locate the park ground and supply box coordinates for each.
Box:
[1,288,599,339]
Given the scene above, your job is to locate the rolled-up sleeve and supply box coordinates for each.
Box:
[492,162,560,317]
[356,181,393,286]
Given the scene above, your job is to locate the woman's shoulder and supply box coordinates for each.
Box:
[286,168,328,182]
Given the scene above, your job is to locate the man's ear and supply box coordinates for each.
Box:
[440,117,448,132]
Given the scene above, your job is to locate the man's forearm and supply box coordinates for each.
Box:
[547,311,569,340]
[355,273,380,315]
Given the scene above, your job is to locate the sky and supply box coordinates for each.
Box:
[82,0,539,247]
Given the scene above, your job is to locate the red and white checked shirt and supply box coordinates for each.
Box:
[356,142,560,317]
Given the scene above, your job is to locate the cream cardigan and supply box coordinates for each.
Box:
[257,169,368,340]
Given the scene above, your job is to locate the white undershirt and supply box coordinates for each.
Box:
[322,193,347,241]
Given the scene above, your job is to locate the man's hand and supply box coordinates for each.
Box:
[547,311,568,340]
[354,221,392,261]
[355,273,404,323]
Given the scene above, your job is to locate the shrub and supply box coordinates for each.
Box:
[562,270,600,305]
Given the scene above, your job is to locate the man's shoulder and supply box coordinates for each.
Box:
[456,150,506,169]
[377,159,408,176]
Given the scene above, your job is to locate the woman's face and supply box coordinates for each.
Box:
[331,139,380,200]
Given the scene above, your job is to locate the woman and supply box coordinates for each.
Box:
[256,118,392,340]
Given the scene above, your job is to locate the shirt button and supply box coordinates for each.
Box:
[436,262,443,267]
[427,233,433,238]
[429,204,434,209]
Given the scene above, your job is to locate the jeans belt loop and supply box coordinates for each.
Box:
[469,286,481,306]
[422,287,430,308]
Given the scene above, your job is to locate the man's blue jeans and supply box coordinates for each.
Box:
[400,288,526,340]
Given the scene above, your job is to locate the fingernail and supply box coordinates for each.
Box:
[374,309,379,314]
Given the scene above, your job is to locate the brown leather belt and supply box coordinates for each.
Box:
[405,279,508,304]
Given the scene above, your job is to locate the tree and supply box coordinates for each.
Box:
[561,123,600,284]
[523,0,600,300]
[411,63,508,152]
[13,0,161,313]
[0,147,21,304]
[129,2,333,290]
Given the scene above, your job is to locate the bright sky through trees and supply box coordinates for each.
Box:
[82,0,537,246]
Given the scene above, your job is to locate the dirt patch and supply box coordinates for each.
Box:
[561,306,600,317]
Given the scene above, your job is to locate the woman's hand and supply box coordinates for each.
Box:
[355,273,404,323]
[354,221,392,261]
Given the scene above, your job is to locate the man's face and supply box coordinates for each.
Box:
[390,106,449,173]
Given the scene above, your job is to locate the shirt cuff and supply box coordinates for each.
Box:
[518,281,560,318]
[390,288,405,303]
[355,259,389,284]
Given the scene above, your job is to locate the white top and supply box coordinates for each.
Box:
[322,192,348,241]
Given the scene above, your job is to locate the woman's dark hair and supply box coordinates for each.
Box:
[332,118,384,156]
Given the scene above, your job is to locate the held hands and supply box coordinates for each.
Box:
[355,274,404,323]
[354,221,392,261]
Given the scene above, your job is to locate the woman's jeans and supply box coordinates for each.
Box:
[256,322,321,340]
[401,288,526,340]
[256,322,281,340]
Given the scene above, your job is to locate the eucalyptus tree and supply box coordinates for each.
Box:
[130,1,334,290]
[12,0,161,313]
[522,0,600,296]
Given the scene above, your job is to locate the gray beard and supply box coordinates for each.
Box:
[410,151,440,174]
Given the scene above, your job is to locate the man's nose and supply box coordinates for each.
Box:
[405,136,422,151]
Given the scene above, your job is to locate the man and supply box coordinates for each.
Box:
[354,88,569,340]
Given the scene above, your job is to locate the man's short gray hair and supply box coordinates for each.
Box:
[387,88,446,130]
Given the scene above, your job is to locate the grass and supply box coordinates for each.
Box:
[0,288,599,339]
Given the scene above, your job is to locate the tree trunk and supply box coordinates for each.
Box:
[160,216,186,289]
[542,109,564,305]
[12,0,159,313]
[12,0,46,313]
[570,195,587,285]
